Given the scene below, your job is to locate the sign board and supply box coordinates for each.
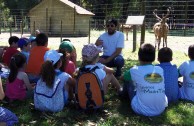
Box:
[125,16,145,25]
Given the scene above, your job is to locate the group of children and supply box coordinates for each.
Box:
[0,32,194,125]
[123,43,194,116]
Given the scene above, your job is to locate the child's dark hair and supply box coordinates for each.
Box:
[158,47,172,63]
[36,33,48,46]
[138,43,155,62]
[62,39,71,42]
[8,36,19,45]
[188,44,194,60]
[8,53,26,83]
[59,48,67,72]
[40,59,60,88]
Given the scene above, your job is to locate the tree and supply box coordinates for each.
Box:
[0,0,11,29]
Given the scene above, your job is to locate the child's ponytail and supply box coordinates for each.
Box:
[40,60,55,88]
[8,57,18,83]
[8,53,26,83]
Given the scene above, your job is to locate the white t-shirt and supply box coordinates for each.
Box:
[99,31,124,56]
[130,65,168,116]
[179,61,194,101]
[84,63,106,86]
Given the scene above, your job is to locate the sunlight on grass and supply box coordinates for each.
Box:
[165,101,194,125]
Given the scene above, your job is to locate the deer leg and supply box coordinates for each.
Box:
[165,37,167,47]
[155,35,158,49]
[158,37,161,50]
[126,30,128,41]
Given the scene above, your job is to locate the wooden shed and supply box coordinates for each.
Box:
[28,0,95,36]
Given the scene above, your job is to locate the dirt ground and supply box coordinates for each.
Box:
[0,32,193,54]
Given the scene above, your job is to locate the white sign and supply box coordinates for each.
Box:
[125,16,145,25]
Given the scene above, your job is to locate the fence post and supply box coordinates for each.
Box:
[33,21,35,35]
[105,4,107,32]
[140,0,145,45]
[21,10,24,37]
[0,9,1,34]
[10,21,12,37]
[14,15,17,30]
[88,18,91,44]
[46,8,48,35]
[74,6,76,35]
[132,25,137,52]
[184,1,188,36]
[60,20,62,42]
[121,18,124,32]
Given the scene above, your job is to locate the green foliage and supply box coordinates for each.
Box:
[0,0,11,28]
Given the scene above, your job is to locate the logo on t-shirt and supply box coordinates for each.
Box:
[144,73,163,83]
[189,72,194,80]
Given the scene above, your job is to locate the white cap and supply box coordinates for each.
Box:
[44,50,63,65]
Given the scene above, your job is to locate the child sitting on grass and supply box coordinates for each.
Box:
[59,40,76,76]
[5,53,34,102]
[123,43,168,116]
[80,44,122,95]
[178,44,194,101]
[157,47,179,103]
[2,36,19,66]
[34,50,75,112]
[0,76,18,126]
[26,33,50,83]
[18,38,31,63]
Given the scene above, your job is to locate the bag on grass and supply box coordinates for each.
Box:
[75,66,104,110]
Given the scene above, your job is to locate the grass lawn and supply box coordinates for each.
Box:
[0,31,194,125]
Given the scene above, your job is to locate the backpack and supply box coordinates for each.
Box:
[34,71,65,112]
[75,66,104,110]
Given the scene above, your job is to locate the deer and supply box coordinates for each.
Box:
[153,8,170,50]
[120,24,132,41]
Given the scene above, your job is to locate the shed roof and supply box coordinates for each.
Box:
[29,0,94,16]
[60,0,94,15]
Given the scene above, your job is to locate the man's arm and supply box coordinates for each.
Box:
[95,39,103,46]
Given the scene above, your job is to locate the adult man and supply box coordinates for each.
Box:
[95,19,125,77]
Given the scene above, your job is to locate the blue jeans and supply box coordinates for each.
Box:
[100,55,124,77]
[122,80,136,101]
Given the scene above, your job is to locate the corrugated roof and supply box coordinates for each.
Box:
[60,0,95,15]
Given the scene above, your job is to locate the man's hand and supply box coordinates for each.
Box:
[95,39,103,46]
[99,57,110,64]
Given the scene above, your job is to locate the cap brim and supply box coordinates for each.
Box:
[58,53,63,57]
